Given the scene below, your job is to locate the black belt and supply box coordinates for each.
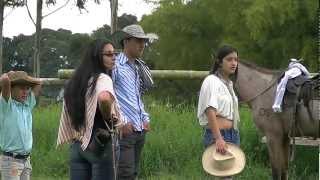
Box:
[2,152,30,159]
[133,130,145,134]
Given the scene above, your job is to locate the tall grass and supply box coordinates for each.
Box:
[31,98,319,179]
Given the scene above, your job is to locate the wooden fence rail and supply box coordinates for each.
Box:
[261,136,320,146]
[38,70,317,85]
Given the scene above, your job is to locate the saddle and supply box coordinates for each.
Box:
[283,73,320,108]
[283,72,319,137]
[280,71,319,160]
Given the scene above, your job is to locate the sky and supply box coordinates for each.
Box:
[3,0,157,38]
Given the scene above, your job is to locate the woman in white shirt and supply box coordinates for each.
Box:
[197,45,240,155]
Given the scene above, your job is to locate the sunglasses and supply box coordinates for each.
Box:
[102,52,119,57]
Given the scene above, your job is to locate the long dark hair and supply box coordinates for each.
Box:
[64,39,114,131]
[209,45,238,83]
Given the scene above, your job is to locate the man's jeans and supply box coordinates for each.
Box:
[0,155,32,180]
[118,131,146,180]
[70,141,118,180]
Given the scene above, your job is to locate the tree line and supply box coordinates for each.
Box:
[0,0,121,76]
[2,13,137,77]
[1,0,318,78]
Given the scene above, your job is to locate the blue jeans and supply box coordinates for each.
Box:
[203,128,240,148]
[118,131,146,180]
[70,141,118,180]
[0,155,32,180]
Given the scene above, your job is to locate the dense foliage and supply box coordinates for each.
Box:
[141,0,318,71]
[3,0,317,77]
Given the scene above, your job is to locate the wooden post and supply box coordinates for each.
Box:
[0,0,4,75]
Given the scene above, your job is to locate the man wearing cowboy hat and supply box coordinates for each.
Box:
[0,71,41,180]
[112,24,156,180]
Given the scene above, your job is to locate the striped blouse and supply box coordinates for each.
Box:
[56,73,123,150]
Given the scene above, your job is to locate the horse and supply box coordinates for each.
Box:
[235,60,319,180]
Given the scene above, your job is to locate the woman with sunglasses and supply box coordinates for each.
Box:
[57,39,123,180]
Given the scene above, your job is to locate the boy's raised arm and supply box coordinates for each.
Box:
[32,84,42,97]
[0,73,11,101]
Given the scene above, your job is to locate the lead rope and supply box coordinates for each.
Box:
[104,119,118,180]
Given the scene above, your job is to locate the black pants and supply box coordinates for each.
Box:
[70,141,117,180]
[117,131,146,180]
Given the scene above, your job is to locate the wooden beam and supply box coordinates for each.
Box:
[57,69,209,80]
[0,71,317,86]
[58,69,317,80]
[40,78,65,85]
[261,136,320,146]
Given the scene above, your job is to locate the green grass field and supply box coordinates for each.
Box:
[31,98,319,179]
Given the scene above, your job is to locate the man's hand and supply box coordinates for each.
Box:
[121,122,134,137]
[0,73,10,84]
[143,121,150,132]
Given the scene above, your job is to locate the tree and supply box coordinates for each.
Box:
[110,0,118,33]
[3,34,34,73]
[26,0,70,77]
[26,0,108,77]
[118,13,137,29]
[68,33,92,67]
[0,0,24,74]
[141,0,318,71]
[91,24,111,40]
[91,13,137,40]
[240,0,318,70]
[141,0,223,70]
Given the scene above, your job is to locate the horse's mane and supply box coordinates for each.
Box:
[239,60,282,75]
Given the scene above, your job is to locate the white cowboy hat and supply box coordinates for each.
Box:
[121,24,158,40]
[202,143,246,177]
[112,24,158,48]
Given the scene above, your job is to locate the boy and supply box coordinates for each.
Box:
[0,71,41,180]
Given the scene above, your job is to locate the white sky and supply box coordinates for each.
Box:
[3,0,157,38]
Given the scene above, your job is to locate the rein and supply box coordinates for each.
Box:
[104,118,118,180]
[237,76,279,104]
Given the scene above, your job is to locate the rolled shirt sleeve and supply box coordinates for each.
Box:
[0,95,11,115]
[26,92,36,109]
[197,76,219,126]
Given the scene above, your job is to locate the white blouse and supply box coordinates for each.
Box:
[197,74,239,128]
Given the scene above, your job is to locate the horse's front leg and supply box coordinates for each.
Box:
[266,134,288,180]
[281,136,290,180]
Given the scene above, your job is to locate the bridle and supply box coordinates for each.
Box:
[236,76,279,104]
